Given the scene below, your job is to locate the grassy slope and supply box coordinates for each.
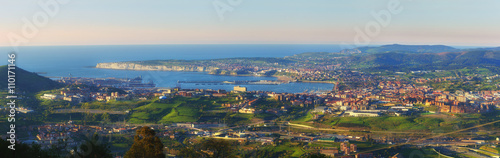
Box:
[312,116,454,132]
[295,110,498,133]
[129,101,183,123]
[160,103,200,123]
[293,111,313,122]
[128,96,250,124]
[259,142,305,158]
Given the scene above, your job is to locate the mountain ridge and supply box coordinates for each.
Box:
[340,44,459,54]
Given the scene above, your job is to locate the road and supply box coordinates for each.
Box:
[459,147,500,158]
[287,122,441,134]
[217,121,266,132]
[54,108,127,114]
[446,146,489,158]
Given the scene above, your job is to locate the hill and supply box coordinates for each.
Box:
[95,44,500,76]
[289,45,500,71]
[469,46,500,51]
[0,65,62,93]
[340,44,458,54]
[349,50,500,71]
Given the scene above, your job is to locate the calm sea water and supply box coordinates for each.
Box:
[1,44,345,93]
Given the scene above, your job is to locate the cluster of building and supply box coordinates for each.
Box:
[40,88,131,103]
[13,120,146,151]
[414,74,500,84]
[35,123,78,149]
[22,121,117,150]
[319,142,359,157]
[166,80,499,118]
[318,81,498,115]
[58,76,155,90]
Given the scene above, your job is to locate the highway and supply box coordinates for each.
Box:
[446,146,489,158]
[458,147,500,158]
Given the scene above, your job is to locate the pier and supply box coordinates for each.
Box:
[178,80,284,85]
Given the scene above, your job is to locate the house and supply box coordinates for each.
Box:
[345,110,380,117]
[233,86,247,92]
[355,153,374,158]
[239,108,256,114]
[320,149,338,157]
[40,94,61,100]
[212,93,227,97]
[255,137,274,145]
[312,106,327,113]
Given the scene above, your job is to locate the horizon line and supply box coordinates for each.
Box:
[0,43,498,48]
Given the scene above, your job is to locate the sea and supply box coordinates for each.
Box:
[0,44,349,93]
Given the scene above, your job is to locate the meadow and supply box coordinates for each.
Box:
[128,96,254,125]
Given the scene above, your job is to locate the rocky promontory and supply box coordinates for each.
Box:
[96,62,218,72]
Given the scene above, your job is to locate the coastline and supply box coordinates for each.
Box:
[95,62,335,85]
[298,80,336,84]
[95,62,215,72]
[95,62,279,78]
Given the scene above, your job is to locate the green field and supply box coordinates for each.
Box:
[108,134,135,155]
[128,96,253,124]
[225,113,254,125]
[293,110,314,122]
[80,100,152,111]
[479,145,500,154]
[160,103,199,123]
[397,148,440,158]
[254,142,306,158]
[129,101,185,124]
[292,110,500,134]
[316,116,448,131]
[308,141,340,148]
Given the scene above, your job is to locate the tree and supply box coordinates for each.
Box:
[306,153,330,158]
[101,112,110,123]
[179,138,236,158]
[200,138,236,158]
[69,134,112,158]
[0,139,53,158]
[124,126,164,158]
[178,147,203,158]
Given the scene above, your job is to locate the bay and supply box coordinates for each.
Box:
[0,44,344,93]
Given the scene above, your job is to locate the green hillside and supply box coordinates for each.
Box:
[288,45,500,73]
[348,50,500,71]
[128,96,255,125]
[129,97,213,124]
[0,65,62,93]
[341,44,458,54]
[101,44,500,75]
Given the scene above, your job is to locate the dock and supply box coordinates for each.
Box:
[178,80,284,85]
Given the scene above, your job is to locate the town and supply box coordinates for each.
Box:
[2,66,499,157]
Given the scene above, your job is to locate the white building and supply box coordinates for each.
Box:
[345,110,380,117]
[40,94,61,100]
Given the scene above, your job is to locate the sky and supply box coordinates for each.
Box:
[0,0,499,46]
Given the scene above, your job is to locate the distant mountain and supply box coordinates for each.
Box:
[0,65,62,93]
[448,50,500,66]
[340,44,458,54]
[95,43,500,76]
[347,50,500,71]
[469,47,500,51]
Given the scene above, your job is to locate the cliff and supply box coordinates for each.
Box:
[96,62,219,72]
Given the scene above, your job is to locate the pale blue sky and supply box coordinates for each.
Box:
[1,0,499,46]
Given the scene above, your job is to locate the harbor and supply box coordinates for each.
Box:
[178,80,285,85]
